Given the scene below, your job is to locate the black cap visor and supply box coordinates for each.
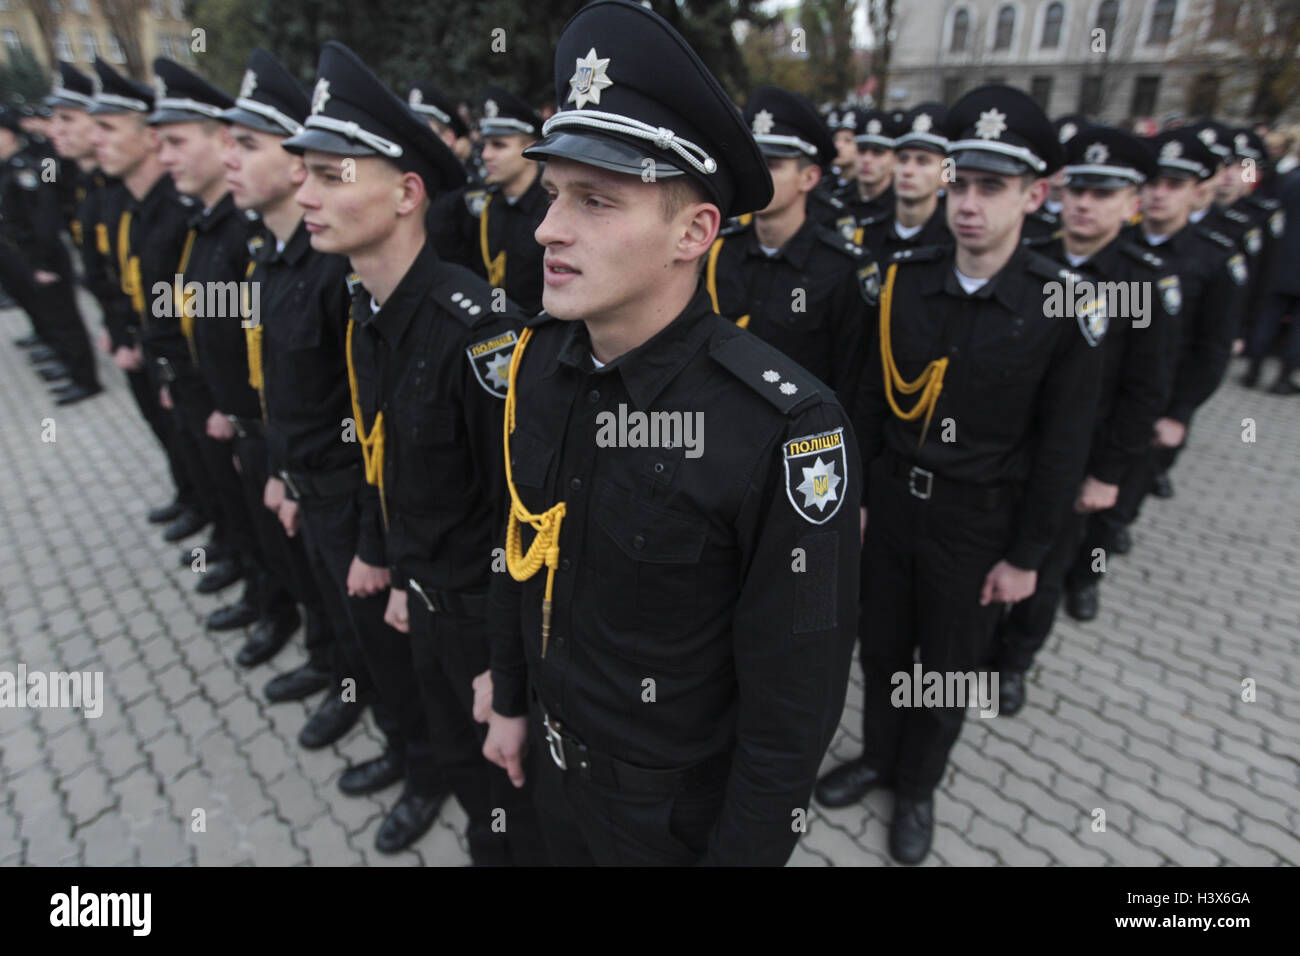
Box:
[281,125,378,157]
[221,105,288,136]
[951,148,1036,177]
[525,129,684,179]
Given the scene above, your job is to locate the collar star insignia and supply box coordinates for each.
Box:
[762,369,781,383]
[1059,121,1078,143]
[1084,142,1109,164]
[974,108,1007,140]
[483,98,499,118]
[913,113,932,133]
[1160,140,1183,161]
[485,352,511,390]
[567,47,612,109]
[239,69,257,99]
[866,118,882,136]
[409,88,423,107]
[752,109,775,136]
[795,457,841,512]
[1234,133,1248,152]
[310,78,331,115]
[842,110,856,130]
[1198,127,1216,147]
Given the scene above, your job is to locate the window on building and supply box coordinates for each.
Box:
[55,30,74,61]
[1130,75,1161,116]
[942,76,964,104]
[951,8,970,52]
[1042,2,1064,48]
[1031,76,1053,110]
[81,30,98,60]
[994,5,1016,50]
[1079,75,1104,115]
[1188,73,1220,115]
[1210,0,1239,36]
[1096,0,1119,39]
[106,34,125,63]
[1148,0,1176,43]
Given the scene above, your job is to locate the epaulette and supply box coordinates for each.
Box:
[1120,240,1164,271]
[709,331,825,415]
[1222,208,1251,225]
[1246,196,1280,211]
[1031,208,1059,224]
[1020,231,1056,249]
[431,264,523,328]
[463,188,489,218]
[889,244,947,265]
[814,225,867,260]
[1025,247,1079,284]
[717,215,751,238]
[1198,227,1237,250]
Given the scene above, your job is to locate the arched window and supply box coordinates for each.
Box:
[951,8,970,52]
[1042,2,1064,47]
[994,5,1016,50]
[1148,0,1176,43]
[1096,0,1119,39]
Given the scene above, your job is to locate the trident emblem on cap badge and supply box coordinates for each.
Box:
[568,48,612,109]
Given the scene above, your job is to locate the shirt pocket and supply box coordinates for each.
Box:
[591,481,708,664]
[396,405,462,512]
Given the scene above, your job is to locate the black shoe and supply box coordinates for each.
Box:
[28,345,59,364]
[206,600,259,631]
[339,750,406,796]
[235,607,300,667]
[52,383,102,406]
[179,540,232,568]
[162,509,208,542]
[1000,670,1026,717]
[265,664,331,703]
[1066,582,1099,622]
[1240,360,1262,388]
[149,500,187,524]
[195,558,244,595]
[814,758,890,808]
[1107,526,1132,555]
[889,796,935,864]
[298,693,361,750]
[1268,375,1300,396]
[39,362,71,382]
[375,788,447,854]
[13,333,43,348]
[1150,471,1174,499]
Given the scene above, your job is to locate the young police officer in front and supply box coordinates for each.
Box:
[482,0,861,866]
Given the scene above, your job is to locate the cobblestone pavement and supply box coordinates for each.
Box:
[1,297,1296,867]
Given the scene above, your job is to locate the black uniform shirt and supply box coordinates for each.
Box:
[707,216,870,401]
[489,287,860,866]
[349,239,525,590]
[0,149,69,275]
[853,244,1105,570]
[857,200,953,263]
[128,175,197,368]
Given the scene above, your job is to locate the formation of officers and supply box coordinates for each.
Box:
[2,0,1292,866]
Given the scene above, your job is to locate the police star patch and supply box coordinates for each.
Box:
[1158,275,1181,316]
[466,330,518,398]
[1227,253,1248,286]
[784,427,847,524]
[858,261,881,305]
[1076,295,1108,347]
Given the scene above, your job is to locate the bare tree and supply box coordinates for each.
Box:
[100,0,151,81]
[16,0,59,69]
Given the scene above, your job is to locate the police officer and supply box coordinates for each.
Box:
[407,81,475,177]
[816,85,1104,864]
[0,107,102,403]
[840,108,899,228]
[704,85,871,401]
[482,0,860,866]
[1022,114,1087,241]
[1068,126,1247,613]
[85,57,205,532]
[995,127,1179,713]
[857,102,953,261]
[1239,128,1296,393]
[806,105,855,228]
[436,86,547,315]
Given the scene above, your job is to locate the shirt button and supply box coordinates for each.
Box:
[632,534,646,550]
[587,389,600,404]
[569,477,583,491]
[560,558,571,571]
[653,462,664,474]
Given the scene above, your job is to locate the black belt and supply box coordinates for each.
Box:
[405,576,488,620]
[227,414,265,439]
[540,709,730,796]
[881,450,1014,510]
[280,463,364,501]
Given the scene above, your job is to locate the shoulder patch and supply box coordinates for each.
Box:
[1075,290,1108,347]
[1244,227,1262,256]
[709,333,823,415]
[1268,210,1284,238]
[1157,274,1181,316]
[835,215,858,240]
[463,188,488,218]
[858,260,881,305]
[784,427,848,524]
[465,329,518,398]
[1226,252,1248,286]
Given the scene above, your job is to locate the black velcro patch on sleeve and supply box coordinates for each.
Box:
[793,532,838,634]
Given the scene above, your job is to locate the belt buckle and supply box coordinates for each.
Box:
[227,414,246,439]
[408,579,436,614]
[908,466,934,500]
[542,714,567,771]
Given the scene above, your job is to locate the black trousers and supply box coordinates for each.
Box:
[1065,509,1114,590]
[125,366,200,512]
[29,276,98,388]
[1246,292,1300,368]
[997,509,1087,673]
[1108,425,1188,532]
[294,491,439,794]
[0,255,49,344]
[407,598,546,864]
[857,456,1012,800]
[529,700,725,866]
